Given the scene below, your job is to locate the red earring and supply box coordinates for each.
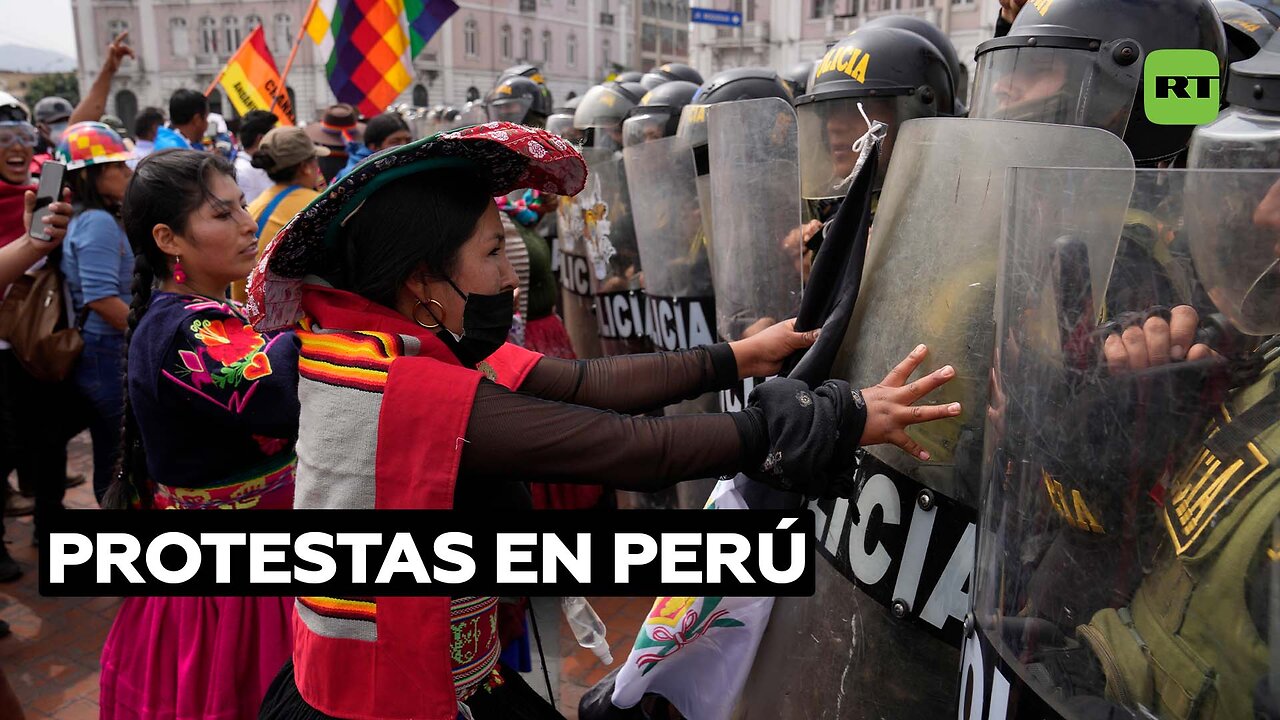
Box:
[173,256,187,285]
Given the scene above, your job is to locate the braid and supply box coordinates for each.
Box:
[103,148,236,510]
[103,253,156,510]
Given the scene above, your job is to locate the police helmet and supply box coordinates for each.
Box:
[622,81,701,146]
[0,91,30,123]
[864,14,966,111]
[640,62,704,90]
[1242,0,1280,26]
[782,60,817,97]
[498,64,555,119]
[615,70,644,83]
[1215,0,1277,63]
[970,0,1226,165]
[34,96,73,125]
[795,26,955,196]
[485,75,550,127]
[547,95,584,144]
[1186,33,1280,334]
[574,82,646,149]
[676,68,792,160]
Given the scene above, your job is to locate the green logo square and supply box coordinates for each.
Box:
[1144,49,1221,125]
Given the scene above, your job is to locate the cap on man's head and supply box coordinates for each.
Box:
[258,126,331,172]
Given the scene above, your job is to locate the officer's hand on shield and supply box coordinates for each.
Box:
[859,344,962,461]
[781,219,823,282]
[1102,305,1217,373]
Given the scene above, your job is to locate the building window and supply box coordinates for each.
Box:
[521,27,533,60]
[464,19,479,57]
[659,0,674,20]
[272,15,292,56]
[501,24,512,58]
[811,0,835,18]
[200,16,218,55]
[413,84,429,106]
[169,18,189,57]
[245,14,263,33]
[542,30,552,63]
[641,23,656,53]
[223,16,241,53]
[107,19,129,49]
[675,28,688,55]
[602,38,611,67]
[567,33,577,66]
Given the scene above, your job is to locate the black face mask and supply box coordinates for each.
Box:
[433,280,515,367]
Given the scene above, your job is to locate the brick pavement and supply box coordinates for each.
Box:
[0,431,655,719]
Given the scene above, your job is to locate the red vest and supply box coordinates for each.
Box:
[292,285,540,719]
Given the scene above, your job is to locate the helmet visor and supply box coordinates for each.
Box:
[547,112,585,145]
[623,110,675,147]
[797,95,922,198]
[970,46,1137,139]
[573,84,636,130]
[487,96,534,124]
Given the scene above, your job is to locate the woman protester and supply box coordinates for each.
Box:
[98,149,299,719]
[57,121,134,503]
[248,123,960,720]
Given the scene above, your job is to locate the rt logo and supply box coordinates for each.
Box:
[1144,49,1221,125]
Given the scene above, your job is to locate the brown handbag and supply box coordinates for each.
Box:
[0,264,85,382]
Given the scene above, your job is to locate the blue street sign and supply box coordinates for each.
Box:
[691,7,743,26]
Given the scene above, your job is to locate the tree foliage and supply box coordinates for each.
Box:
[24,73,81,108]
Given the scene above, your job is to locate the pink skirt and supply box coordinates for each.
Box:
[522,314,577,360]
[100,596,294,720]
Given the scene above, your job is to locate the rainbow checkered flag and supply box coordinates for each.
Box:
[306,0,457,116]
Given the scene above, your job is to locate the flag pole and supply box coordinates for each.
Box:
[271,0,321,114]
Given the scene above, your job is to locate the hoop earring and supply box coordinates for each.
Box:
[173,256,187,285]
[413,298,445,329]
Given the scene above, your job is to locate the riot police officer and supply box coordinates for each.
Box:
[796,25,957,222]
[621,80,700,146]
[546,95,583,145]
[781,59,816,98]
[639,61,704,90]
[483,75,552,127]
[863,14,969,112]
[1216,0,1276,63]
[573,80,647,151]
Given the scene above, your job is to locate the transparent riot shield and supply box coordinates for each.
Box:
[579,149,650,357]
[705,98,805,415]
[969,167,1280,720]
[737,119,1135,720]
[556,147,609,359]
[624,134,718,508]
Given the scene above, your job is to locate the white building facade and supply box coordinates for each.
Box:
[689,0,1004,106]
[73,0,640,129]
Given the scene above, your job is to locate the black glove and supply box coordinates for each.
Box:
[741,377,864,499]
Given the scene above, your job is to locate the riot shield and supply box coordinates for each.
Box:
[624,133,718,508]
[556,147,609,359]
[578,149,651,357]
[737,119,1135,720]
[704,98,805,414]
[969,167,1280,720]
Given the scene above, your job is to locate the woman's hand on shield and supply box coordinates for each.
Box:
[859,344,961,461]
[728,318,818,379]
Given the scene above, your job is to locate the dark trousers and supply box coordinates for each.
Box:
[0,349,84,540]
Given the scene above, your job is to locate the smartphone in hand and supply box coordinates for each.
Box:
[29,161,66,242]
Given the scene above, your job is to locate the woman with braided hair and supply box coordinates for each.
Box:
[98,148,299,719]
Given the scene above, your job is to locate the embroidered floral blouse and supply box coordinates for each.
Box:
[127,292,300,489]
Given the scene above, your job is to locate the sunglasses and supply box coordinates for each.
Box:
[0,123,38,149]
